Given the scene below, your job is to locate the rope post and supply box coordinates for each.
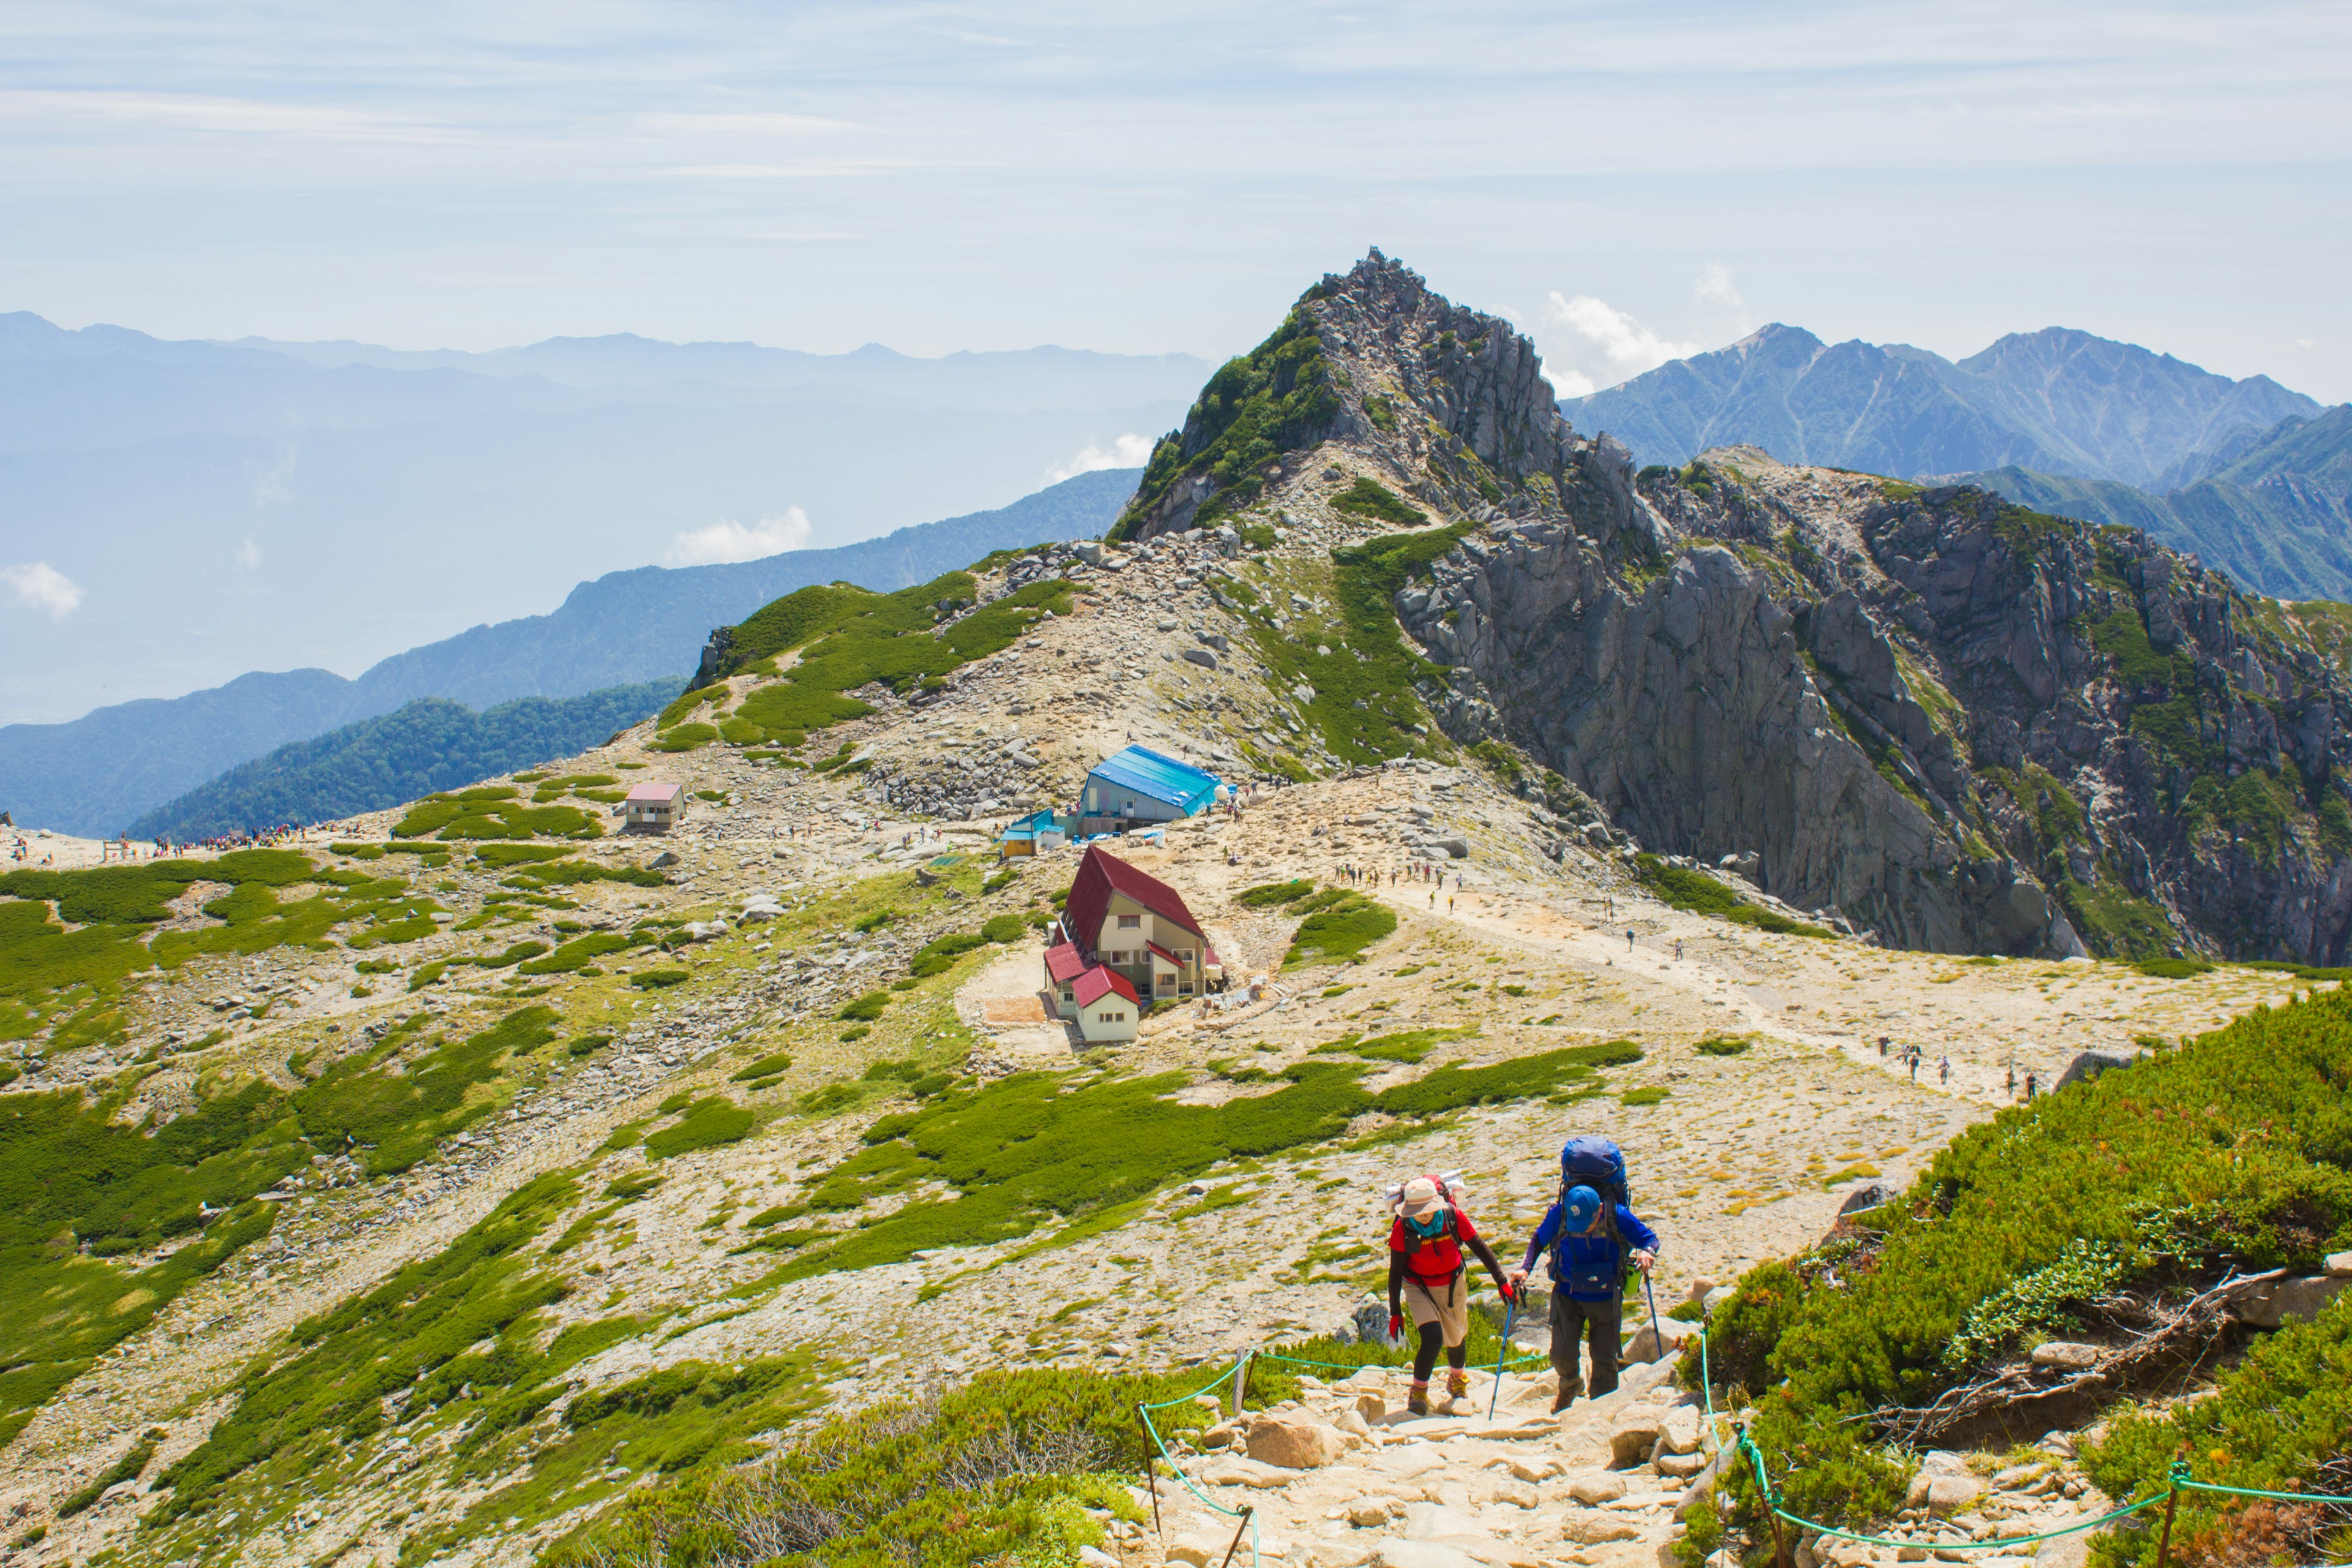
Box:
[1771,1507,1792,1568]
[1136,1404,1161,1536]
[2155,1461,2188,1568]
[1219,1505,1254,1568]
[1231,1349,1251,1419]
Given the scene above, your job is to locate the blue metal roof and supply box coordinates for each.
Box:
[1086,745,1222,815]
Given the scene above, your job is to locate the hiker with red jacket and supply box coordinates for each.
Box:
[1386,1175,1518,1416]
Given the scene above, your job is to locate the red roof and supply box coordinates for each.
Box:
[1044,942,1088,983]
[1065,845,1204,960]
[1146,941,1185,967]
[1072,965,1139,1007]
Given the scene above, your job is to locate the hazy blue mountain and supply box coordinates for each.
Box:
[1566,324,2320,486]
[0,311,1197,725]
[0,468,1137,837]
[1957,465,2352,604]
[125,682,685,843]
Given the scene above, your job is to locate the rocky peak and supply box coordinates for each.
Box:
[1115,250,1586,540]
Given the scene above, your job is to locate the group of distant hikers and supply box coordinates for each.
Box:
[1385,1136,1659,1416]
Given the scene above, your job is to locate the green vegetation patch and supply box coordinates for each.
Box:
[1243,524,1474,765]
[630,969,691,990]
[291,1006,557,1175]
[644,1097,756,1162]
[0,1078,290,1444]
[1328,475,1429,527]
[547,1366,1200,1568]
[1695,1035,1753,1057]
[709,572,1074,745]
[1112,307,1339,535]
[1632,854,1835,938]
[392,791,603,842]
[1235,879,1313,908]
[1311,1026,1475,1065]
[1371,1041,1640,1118]
[1283,890,1398,966]
[1691,988,2352,1542]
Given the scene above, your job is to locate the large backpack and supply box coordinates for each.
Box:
[1553,1137,1629,1286]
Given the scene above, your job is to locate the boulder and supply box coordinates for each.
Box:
[1370,1545,1488,1568]
[1164,1528,1232,1566]
[1079,1548,1120,1568]
[1924,1476,1983,1517]
[1355,1392,1388,1420]
[1488,1478,1540,1509]
[1657,1450,1711,1479]
[1656,1404,1704,1456]
[1502,1455,1564,1483]
[1183,647,1219,669]
[1569,1472,1629,1505]
[1403,1504,1487,1541]
[2034,1532,2092,1568]
[1610,1406,1669,1465]
[1313,1545,1378,1568]
[1348,1501,1397,1528]
[2029,1341,2101,1371]
[1334,1408,1373,1438]
[1624,1315,1701,1363]
[1564,1512,1645,1545]
[1246,1412,1349,1469]
[2236,1275,2351,1329]
[2325,1252,2352,1278]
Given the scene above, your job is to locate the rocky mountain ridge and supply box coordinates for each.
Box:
[1113,254,2352,962]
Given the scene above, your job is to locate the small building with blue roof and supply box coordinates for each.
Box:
[1076,745,1223,834]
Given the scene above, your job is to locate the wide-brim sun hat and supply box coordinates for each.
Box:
[1397,1177,1447,1221]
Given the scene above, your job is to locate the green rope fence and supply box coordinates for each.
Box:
[1131,1319,2352,1568]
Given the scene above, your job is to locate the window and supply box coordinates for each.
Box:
[1117,914,1140,929]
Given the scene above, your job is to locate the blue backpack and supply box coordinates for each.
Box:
[1553,1137,1630,1291]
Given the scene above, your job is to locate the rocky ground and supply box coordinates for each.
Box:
[0,485,2324,1568]
[1133,1351,2118,1568]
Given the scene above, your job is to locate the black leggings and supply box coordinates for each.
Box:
[1412,1321,1469,1381]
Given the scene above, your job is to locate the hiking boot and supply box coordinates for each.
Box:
[1406,1385,1431,1417]
[1446,1370,1469,1400]
[1552,1381,1581,1414]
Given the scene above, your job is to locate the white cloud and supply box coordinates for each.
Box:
[1,562,85,619]
[1044,432,1154,484]
[236,537,263,569]
[1696,262,1745,312]
[1537,293,1707,398]
[666,507,813,565]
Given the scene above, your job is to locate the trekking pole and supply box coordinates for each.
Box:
[1642,1269,1664,1365]
[1489,1288,1517,1422]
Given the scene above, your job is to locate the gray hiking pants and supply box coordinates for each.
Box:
[1550,1292,1622,1399]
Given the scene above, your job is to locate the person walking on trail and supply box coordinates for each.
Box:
[1939,1055,1950,1085]
[1626,929,1635,952]
[1510,1185,1659,1411]
[1386,1177,1518,1417]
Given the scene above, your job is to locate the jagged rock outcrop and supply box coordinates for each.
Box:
[1401,439,2352,961]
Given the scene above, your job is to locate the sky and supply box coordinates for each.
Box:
[2,0,2347,401]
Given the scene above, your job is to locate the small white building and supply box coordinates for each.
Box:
[1071,965,1140,1043]
[622,782,687,834]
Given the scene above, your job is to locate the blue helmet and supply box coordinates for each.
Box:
[1562,1184,1602,1230]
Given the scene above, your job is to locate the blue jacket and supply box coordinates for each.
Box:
[1525,1202,1660,1302]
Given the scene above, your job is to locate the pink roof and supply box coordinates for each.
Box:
[625,782,685,803]
[1045,943,1088,983]
[1072,965,1139,1007]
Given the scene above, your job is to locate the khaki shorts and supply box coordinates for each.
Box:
[1402,1272,1470,1346]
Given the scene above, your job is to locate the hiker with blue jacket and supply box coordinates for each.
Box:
[1509,1169,1659,1411]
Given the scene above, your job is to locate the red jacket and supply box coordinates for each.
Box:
[1389,1210,1481,1285]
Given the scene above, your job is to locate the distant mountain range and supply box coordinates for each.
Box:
[1,469,1137,837]
[0,310,1200,725]
[1564,325,2350,601]
[125,682,686,843]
